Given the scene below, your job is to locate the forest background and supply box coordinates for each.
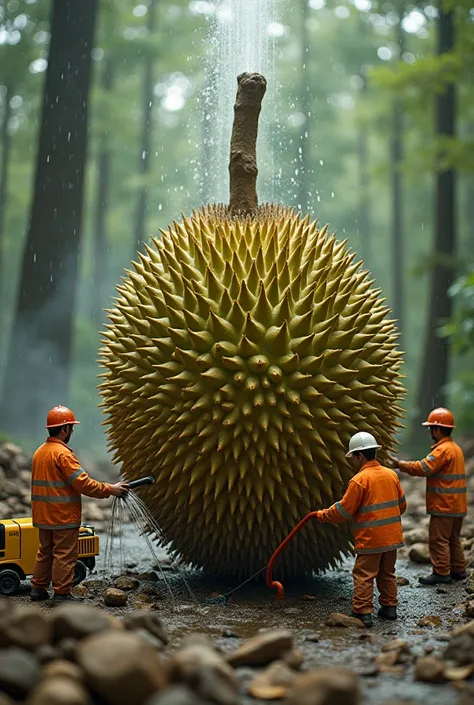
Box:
[0,0,473,463]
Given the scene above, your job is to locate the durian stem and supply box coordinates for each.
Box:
[229,72,267,217]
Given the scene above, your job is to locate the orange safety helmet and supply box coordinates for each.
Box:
[45,405,80,429]
[421,407,455,429]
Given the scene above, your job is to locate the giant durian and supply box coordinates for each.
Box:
[100,74,405,578]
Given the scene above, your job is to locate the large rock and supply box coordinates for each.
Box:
[403,528,428,545]
[52,605,115,641]
[145,686,206,704]
[415,656,444,683]
[444,632,474,666]
[171,636,237,705]
[82,578,107,592]
[78,630,167,705]
[226,630,293,667]
[36,644,61,664]
[325,613,366,629]
[57,638,80,662]
[0,694,15,705]
[409,544,431,564]
[381,639,410,654]
[103,588,128,607]
[114,576,140,591]
[285,667,360,705]
[451,620,474,638]
[123,612,169,646]
[42,659,84,682]
[0,647,42,699]
[26,677,89,705]
[0,606,52,650]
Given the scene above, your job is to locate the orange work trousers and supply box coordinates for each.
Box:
[352,550,398,615]
[429,515,466,576]
[31,527,79,595]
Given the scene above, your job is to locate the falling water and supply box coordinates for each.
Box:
[103,491,197,602]
[202,0,283,205]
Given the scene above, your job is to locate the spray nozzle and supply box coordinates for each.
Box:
[126,476,154,490]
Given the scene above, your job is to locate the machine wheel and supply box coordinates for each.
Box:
[0,568,21,595]
[80,556,95,571]
[73,560,88,586]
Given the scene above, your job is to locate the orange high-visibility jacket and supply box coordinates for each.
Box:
[31,437,113,530]
[316,460,407,555]
[399,437,467,518]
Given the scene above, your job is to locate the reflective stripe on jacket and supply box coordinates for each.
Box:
[316,460,406,554]
[399,437,467,518]
[31,437,112,529]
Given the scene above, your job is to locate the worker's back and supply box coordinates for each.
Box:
[31,438,82,530]
[350,460,405,555]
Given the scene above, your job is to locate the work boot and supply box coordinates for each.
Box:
[52,593,84,603]
[378,605,397,620]
[419,572,452,586]
[30,588,50,602]
[450,571,467,581]
[351,612,373,628]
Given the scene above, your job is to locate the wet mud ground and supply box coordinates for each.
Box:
[14,523,471,705]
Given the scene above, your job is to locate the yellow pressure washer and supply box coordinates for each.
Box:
[0,476,154,596]
[0,519,99,595]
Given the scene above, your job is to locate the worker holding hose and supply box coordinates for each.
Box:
[30,406,129,603]
[389,407,467,586]
[315,432,407,627]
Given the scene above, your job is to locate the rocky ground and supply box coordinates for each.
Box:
[1,438,473,704]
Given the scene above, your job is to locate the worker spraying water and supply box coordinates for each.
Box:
[30,406,129,603]
[267,432,407,628]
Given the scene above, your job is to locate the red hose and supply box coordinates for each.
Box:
[266,511,320,600]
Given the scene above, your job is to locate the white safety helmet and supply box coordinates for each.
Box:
[345,431,382,458]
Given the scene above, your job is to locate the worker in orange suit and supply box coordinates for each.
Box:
[316,432,407,627]
[389,407,467,586]
[30,405,129,603]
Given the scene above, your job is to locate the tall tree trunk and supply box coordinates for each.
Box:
[465,124,474,253]
[410,5,456,448]
[0,0,98,437]
[133,0,158,256]
[297,0,310,214]
[92,58,115,327]
[357,74,371,270]
[0,84,12,347]
[390,11,405,345]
